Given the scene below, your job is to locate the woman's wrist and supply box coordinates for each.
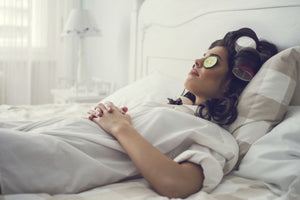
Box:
[112,122,135,139]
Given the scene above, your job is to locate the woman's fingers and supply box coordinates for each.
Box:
[97,102,125,114]
[87,110,98,120]
[106,102,128,114]
[97,103,109,114]
[93,103,110,116]
[105,102,114,113]
[120,106,128,114]
[94,107,103,117]
[88,102,128,120]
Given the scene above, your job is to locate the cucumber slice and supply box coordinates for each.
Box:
[203,56,218,68]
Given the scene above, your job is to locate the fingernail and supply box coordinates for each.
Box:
[122,107,128,112]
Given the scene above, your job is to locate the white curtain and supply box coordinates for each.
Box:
[0,0,78,105]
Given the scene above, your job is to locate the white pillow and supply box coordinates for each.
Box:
[100,71,185,109]
[234,106,300,198]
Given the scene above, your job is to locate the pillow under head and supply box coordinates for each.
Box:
[228,46,300,166]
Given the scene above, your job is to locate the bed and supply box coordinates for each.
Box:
[1,0,300,199]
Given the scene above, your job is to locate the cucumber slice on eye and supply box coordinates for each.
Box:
[203,56,218,68]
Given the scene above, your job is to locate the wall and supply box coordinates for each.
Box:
[83,0,140,90]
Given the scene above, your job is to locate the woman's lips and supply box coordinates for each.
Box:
[189,69,199,76]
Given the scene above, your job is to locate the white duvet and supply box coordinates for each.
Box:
[0,102,238,195]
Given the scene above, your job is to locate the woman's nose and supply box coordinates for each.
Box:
[194,59,202,68]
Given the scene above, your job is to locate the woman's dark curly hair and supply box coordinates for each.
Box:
[168,28,278,126]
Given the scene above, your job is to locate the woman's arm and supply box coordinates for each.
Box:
[89,102,204,198]
[114,124,204,198]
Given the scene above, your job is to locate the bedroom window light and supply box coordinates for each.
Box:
[0,0,56,59]
[0,0,75,105]
[0,0,29,48]
[0,0,56,105]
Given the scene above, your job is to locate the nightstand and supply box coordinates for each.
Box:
[52,79,113,104]
[51,89,107,104]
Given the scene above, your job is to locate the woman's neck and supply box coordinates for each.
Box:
[194,96,208,105]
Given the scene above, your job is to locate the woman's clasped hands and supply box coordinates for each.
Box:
[87,102,131,137]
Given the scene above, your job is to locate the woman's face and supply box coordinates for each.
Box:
[184,46,231,104]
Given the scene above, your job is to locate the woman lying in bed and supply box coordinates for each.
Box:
[0,28,277,198]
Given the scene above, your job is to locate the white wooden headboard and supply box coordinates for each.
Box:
[0,72,3,104]
[129,0,300,103]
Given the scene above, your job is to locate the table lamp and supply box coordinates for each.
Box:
[61,8,101,88]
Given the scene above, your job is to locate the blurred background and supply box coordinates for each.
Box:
[0,0,144,105]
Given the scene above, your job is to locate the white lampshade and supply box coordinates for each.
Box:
[62,9,101,37]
